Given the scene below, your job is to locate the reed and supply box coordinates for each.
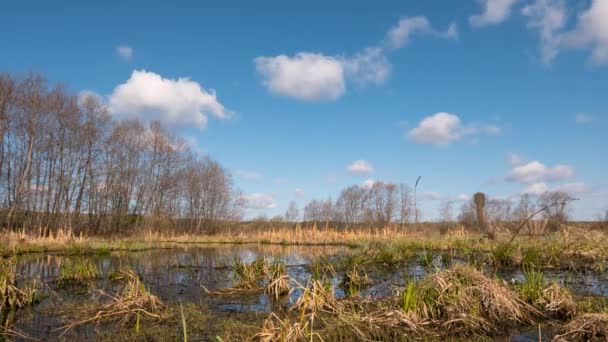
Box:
[0,260,37,316]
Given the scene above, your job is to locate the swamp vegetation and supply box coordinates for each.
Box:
[1,228,608,341]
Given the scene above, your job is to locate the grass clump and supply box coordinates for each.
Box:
[1,260,37,318]
[405,265,537,335]
[60,258,100,283]
[519,268,576,319]
[264,260,290,300]
[519,267,546,303]
[61,268,164,332]
[253,312,309,342]
[231,257,266,290]
[341,265,371,297]
[554,313,608,341]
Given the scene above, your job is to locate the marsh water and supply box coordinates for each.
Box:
[7,244,608,341]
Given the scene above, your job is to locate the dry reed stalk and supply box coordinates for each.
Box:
[252,312,312,342]
[535,283,577,319]
[0,260,37,312]
[553,313,608,341]
[59,269,164,333]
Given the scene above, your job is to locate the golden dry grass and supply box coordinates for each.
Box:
[554,313,608,341]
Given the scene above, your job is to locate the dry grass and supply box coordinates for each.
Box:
[403,265,539,335]
[535,283,577,319]
[252,312,311,342]
[2,224,608,271]
[264,260,291,300]
[554,313,608,341]
[60,268,164,332]
[0,260,37,313]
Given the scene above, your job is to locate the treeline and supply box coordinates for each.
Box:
[277,184,576,234]
[0,73,242,234]
[298,182,414,227]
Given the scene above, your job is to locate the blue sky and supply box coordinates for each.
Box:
[1,0,607,220]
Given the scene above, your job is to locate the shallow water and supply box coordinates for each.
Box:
[6,244,608,340]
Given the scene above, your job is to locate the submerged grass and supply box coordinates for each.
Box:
[341,265,371,297]
[60,258,100,283]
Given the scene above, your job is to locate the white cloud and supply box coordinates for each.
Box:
[181,135,205,155]
[470,0,519,27]
[507,152,524,166]
[523,182,549,195]
[575,113,594,123]
[408,112,500,146]
[255,17,457,101]
[561,0,608,64]
[78,90,103,105]
[386,16,458,49]
[255,53,346,101]
[507,160,574,183]
[361,179,376,189]
[342,47,391,86]
[347,160,374,175]
[241,193,276,210]
[456,194,470,201]
[116,45,134,60]
[523,181,586,196]
[521,0,567,65]
[294,188,306,198]
[555,182,586,194]
[108,70,230,129]
[235,170,263,181]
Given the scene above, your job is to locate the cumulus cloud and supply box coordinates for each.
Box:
[456,194,470,201]
[78,90,103,105]
[521,0,567,65]
[470,0,519,27]
[108,70,230,129]
[361,179,376,189]
[507,160,574,183]
[347,160,374,175]
[555,182,586,194]
[241,193,276,209]
[342,47,391,86]
[255,53,346,101]
[255,17,456,101]
[116,45,134,60]
[386,16,457,49]
[523,181,586,195]
[561,0,608,64]
[522,182,549,195]
[408,112,501,146]
[575,113,594,123]
[294,188,306,198]
[235,170,263,181]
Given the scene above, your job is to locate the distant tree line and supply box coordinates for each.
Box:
[0,73,242,234]
[282,184,578,235]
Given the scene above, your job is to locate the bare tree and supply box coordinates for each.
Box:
[397,184,412,226]
[0,72,244,235]
[284,201,300,222]
[439,200,454,223]
[538,191,572,229]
